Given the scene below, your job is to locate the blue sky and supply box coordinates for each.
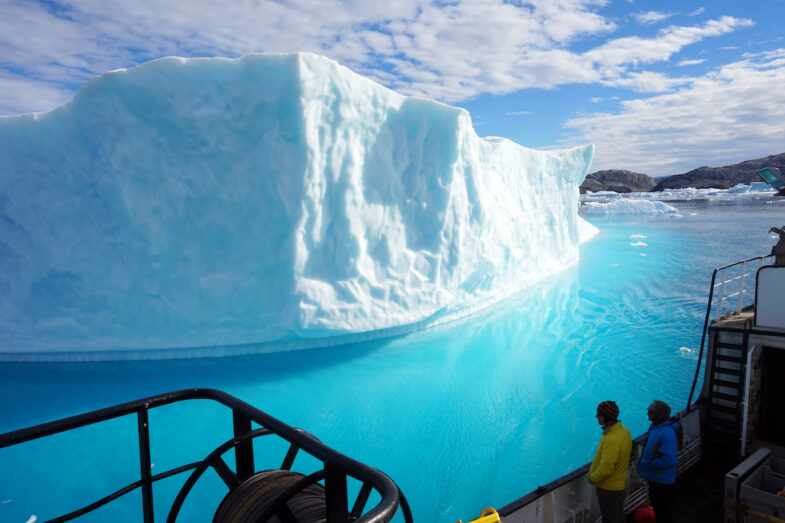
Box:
[1,0,784,176]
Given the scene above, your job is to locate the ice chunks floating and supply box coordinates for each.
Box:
[582,199,679,214]
[0,53,594,358]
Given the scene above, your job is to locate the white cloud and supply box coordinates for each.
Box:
[352,0,616,100]
[0,0,612,112]
[584,16,754,68]
[631,11,672,25]
[601,70,691,92]
[564,50,785,176]
[677,59,706,66]
[508,110,533,116]
[0,0,761,122]
[0,0,615,110]
[589,97,603,102]
[0,72,74,115]
[689,8,705,16]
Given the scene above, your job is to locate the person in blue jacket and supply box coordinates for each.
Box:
[638,400,679,523]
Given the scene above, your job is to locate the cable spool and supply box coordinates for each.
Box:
[213,470,327,523]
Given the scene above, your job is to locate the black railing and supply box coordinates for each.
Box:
[687,254,773,408]
[0,388,413,523]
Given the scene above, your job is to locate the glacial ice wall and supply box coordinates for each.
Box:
[0,53,594,358]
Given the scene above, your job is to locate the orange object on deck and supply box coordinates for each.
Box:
[634,504,656,523]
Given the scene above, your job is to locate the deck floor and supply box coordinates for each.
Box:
[630,453,743,522]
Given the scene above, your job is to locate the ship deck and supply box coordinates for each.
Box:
[671,452,742,522]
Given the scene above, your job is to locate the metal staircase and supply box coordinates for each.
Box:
[704,327,749,453]
[686,254,774,455]
[687,254,772,410]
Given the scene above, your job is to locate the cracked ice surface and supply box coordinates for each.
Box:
[0,53,594,358]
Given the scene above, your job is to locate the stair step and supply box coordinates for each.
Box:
[713,367,742,377]
[707,428,738,441]
[707,420,738,431]
[715,354,743,364]
[707,413,737,424]
[706,418,739,436]
[717,342,745,350]
[709,404,738,415]
[707,409,738,421]
[711,391,740,402]
[713,379,741,389]
[705,436,738,450]
[706,434,738,446]
[707,427,738,438]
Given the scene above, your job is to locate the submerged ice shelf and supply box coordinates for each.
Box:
[0,53,594,358]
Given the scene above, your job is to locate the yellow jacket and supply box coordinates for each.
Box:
[588,421,632,491]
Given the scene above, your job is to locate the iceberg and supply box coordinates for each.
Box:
[727,183,750,194]
[750,181,775,192]
[581,184,779,203]
[0,53,593,358]
[582,199,678,214]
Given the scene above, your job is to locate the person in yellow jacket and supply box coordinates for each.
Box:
[588,400,632,523]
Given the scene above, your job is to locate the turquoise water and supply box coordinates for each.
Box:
[1,197,783,522]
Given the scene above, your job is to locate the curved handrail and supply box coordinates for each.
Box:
[686,267,719,409]
[0,388,411,523]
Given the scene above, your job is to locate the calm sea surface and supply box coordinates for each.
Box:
[1,195,783,522]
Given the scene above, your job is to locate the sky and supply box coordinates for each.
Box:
[1,0,784,177]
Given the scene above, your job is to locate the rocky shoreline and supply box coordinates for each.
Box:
[581,152,785,193]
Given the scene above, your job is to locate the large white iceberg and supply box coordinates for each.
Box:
[0,53,594,358]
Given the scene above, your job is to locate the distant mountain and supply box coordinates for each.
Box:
[651,152,785,191]
[582,152,785,193]
[580,170,655,194]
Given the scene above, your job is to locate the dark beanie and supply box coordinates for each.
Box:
[650,400,671,425]
[597,401,619,420]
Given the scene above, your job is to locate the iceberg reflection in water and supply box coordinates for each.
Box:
[0,197,783,522]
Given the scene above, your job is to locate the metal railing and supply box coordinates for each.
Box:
[687,254,773,407]
[0,388,413,523]
[712,256,773,320]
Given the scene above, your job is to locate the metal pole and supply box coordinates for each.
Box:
[325,461,349,523]
[232,409,254,481]
[717,267,727,319]
[138,408,154,523]
[740,343,759,456]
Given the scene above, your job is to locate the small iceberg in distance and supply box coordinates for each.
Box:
[582,199,678,214]
[727,183,750,194]
[582,182,778,203]
[750,181,775,192]
[0,53,594,359]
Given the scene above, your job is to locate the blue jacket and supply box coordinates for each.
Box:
[637,420,679,484]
